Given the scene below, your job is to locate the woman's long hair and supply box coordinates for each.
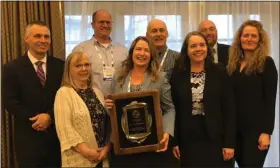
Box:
[174,31,214,72]
[227,20,270,75]
[117,36,159,87]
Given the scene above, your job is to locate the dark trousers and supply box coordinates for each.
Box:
[15,128,61,168]
[16,144,61,168]
[179,115,234,167]
[17,151,61,168]
[180,141,234,167]
[235,132,269,167]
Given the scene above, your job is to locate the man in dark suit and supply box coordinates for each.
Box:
[3,21,64,167]
[198,20,230,66]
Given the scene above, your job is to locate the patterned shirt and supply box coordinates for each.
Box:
[75,87,108,147]
[157,46,180,80]
[130,84,143,92]
[191,71,206,116]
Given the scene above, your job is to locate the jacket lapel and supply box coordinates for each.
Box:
[179,69,193,116]
[122,71,152,92]
[185,69,192,105]
[141,72,152,90]
[203,66,215,115]
[45,56,54,88]
[21,55,44,88]
[217,43,227,65]
[203,69,210,106]
[122,72,131,93]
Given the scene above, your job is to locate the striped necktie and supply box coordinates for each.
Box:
[35,61,46,86]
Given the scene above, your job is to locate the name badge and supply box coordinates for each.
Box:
[103,66,115,81]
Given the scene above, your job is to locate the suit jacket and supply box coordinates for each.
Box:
[217,43,230,66]
[231,56,278,135]
[111,71,175,136]
[170,63,235,148]
[2,55,64,166]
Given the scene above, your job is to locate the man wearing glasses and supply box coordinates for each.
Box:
[73,9,128,97]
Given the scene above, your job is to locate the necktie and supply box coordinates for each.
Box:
[212,48,216,53]
[35,61,46,86]
[212,48,218,63]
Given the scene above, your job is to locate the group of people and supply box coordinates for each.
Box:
[3,9,278,168]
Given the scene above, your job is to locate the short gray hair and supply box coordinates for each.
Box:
[25,20,49,37]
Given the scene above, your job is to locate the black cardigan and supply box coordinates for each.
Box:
[230,56,278,135]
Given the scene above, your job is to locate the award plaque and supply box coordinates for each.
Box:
[110,90,163,155]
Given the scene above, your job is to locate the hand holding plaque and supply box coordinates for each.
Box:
[110,90,163,155]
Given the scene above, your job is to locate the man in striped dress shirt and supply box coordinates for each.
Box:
[146,19,180,78]
[146,19,180,167]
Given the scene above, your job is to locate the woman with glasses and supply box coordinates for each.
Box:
[54,52,111,167]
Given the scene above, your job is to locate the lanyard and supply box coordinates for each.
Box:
[159,48,169,71]
[128,75,144,92]
[128,78,131,92]
[94,43,114,67]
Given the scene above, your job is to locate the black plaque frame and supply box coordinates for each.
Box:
[110,90,163,155]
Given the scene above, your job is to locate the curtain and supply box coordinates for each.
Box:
[1,2,65,167]
[64,1,279,167]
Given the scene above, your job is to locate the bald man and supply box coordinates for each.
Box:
[146,19,180,167]
[146,19,180,75]
[198,20,230,66]
[73,9,128,97]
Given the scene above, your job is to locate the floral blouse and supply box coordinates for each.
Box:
[130,84,143,92]
[191,71,206,116]
[75,87,108,147]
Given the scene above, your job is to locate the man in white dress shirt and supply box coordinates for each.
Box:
[198,20,230,66]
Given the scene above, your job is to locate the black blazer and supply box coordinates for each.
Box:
[170,63,235,148]
[217,43,230,66]
[2,55,64,165]
[230,56,278,135]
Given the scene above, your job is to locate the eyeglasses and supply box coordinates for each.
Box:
[75,63,91,69]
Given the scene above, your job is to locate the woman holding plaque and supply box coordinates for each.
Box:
[227,20,278,167]
[54,52,111,167]
[105,36,177,167]
[171,31,235,167]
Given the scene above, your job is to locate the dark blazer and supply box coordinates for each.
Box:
[217,43,230,66]
[230,56,278,135]
[2,55,64,167]
[170,63,235,148]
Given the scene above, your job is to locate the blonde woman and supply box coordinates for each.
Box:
[54,52,110,167]
[227,20,278,167]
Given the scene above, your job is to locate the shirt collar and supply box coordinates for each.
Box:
[157,45,168,57]
[92,35,112,48]
[213,42,218,52]
[27,51,47,65]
